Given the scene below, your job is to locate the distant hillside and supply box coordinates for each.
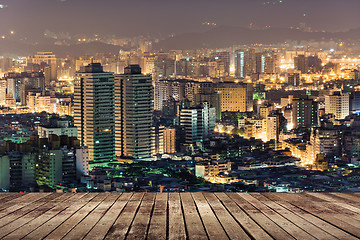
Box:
[154,26,360,50]
[0,40,123,58]
[2,26,360,57]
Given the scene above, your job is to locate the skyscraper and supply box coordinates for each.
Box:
[180,102,216,145]
[266,114,279,142]
[325,91,350,120]
[292,97,318,129]
[0,79,7,106]
[294,55,308,74]
[255,52,266,74]
[235,48,256,78]
[115,65,153,161]
[234,50,245,78]
[210,51,230,76]
[246,48,257,75]
[26,52,57,87]
[74,63,115,165]
[214,82,248,112]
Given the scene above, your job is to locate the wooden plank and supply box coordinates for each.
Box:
[227,193,295,240]
[105,192,145,239]
[0,193,12,199]
[328,193,360,206]
[179,193,207,240]
[0,193,27,202]
[0,193,50,219]
[0,193,59,228]
[0,193,40,209]
[126,192,156,240]
[295,193,360,227]
[168,193,186,240]
[215,193,272,240]
[264,193,358,240]
[339,193,360,202]
[83,193,133,240]
[315,193,360,210]
[63,193,121,240]
[0,192,358,240]
[276,193,360,238]
[0,193,26,202]
[25,193,99,239]
[251,193,336,240]
[44,193,108,240]
[305,193,360,221]
[2,193,87,240]
[147,193,168,240]
[0,193,72,238]
[203,192,250,240]
[192,192,229,240]
[241,193,316,240]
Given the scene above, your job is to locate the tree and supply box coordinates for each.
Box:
[231,126,239,135]
[238,128,245,136]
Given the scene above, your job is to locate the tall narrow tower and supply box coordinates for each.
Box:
[115,65,153,161]
[74,63,115,165]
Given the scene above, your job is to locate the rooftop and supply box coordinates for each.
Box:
[0,192,359,239]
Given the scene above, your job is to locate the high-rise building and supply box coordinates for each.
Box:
[140,55,155,75]
[3,72,45,105]
[115,65,153,161]
[74,63,115,164]
[325,92,350,120]
[294,55,308,74]
[27,52,57,87]
[292,97,318,129]
[210,52,230,77]
[245,48,256,76]
[180,102,216,144]
[6,77,22,102]
[255,52,266,74]
[351,70,360,81]
[0,79,6,106]
[195,93,221,120]
[0,57,13,73]
[214,82,248,112]
[351,91,360,114]
[0,156,10,190]
[154,54,175,79]
[176,58,202,78]
[266,114,279,142]
[153,126,176,155]
[307,55,322,73]
[234,48,256,78]
[259,104,275,120]
[235,50,245,78]
[286,72,301,86]
[310,128,341,160]
[163,127,176,154]
[154,79,199,111]
[76,146,89,181]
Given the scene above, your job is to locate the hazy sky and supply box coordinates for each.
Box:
[0,0,359,39]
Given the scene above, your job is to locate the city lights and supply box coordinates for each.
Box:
[0,0,359,224]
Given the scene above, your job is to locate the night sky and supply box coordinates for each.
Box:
[0,0,359,39]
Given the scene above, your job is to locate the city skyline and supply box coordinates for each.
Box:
[1,2,360,238]
[0,0,360,223]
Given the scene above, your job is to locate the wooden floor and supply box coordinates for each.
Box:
[0,192,359,240]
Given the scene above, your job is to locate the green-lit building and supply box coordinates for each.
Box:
[292,97,318,129]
